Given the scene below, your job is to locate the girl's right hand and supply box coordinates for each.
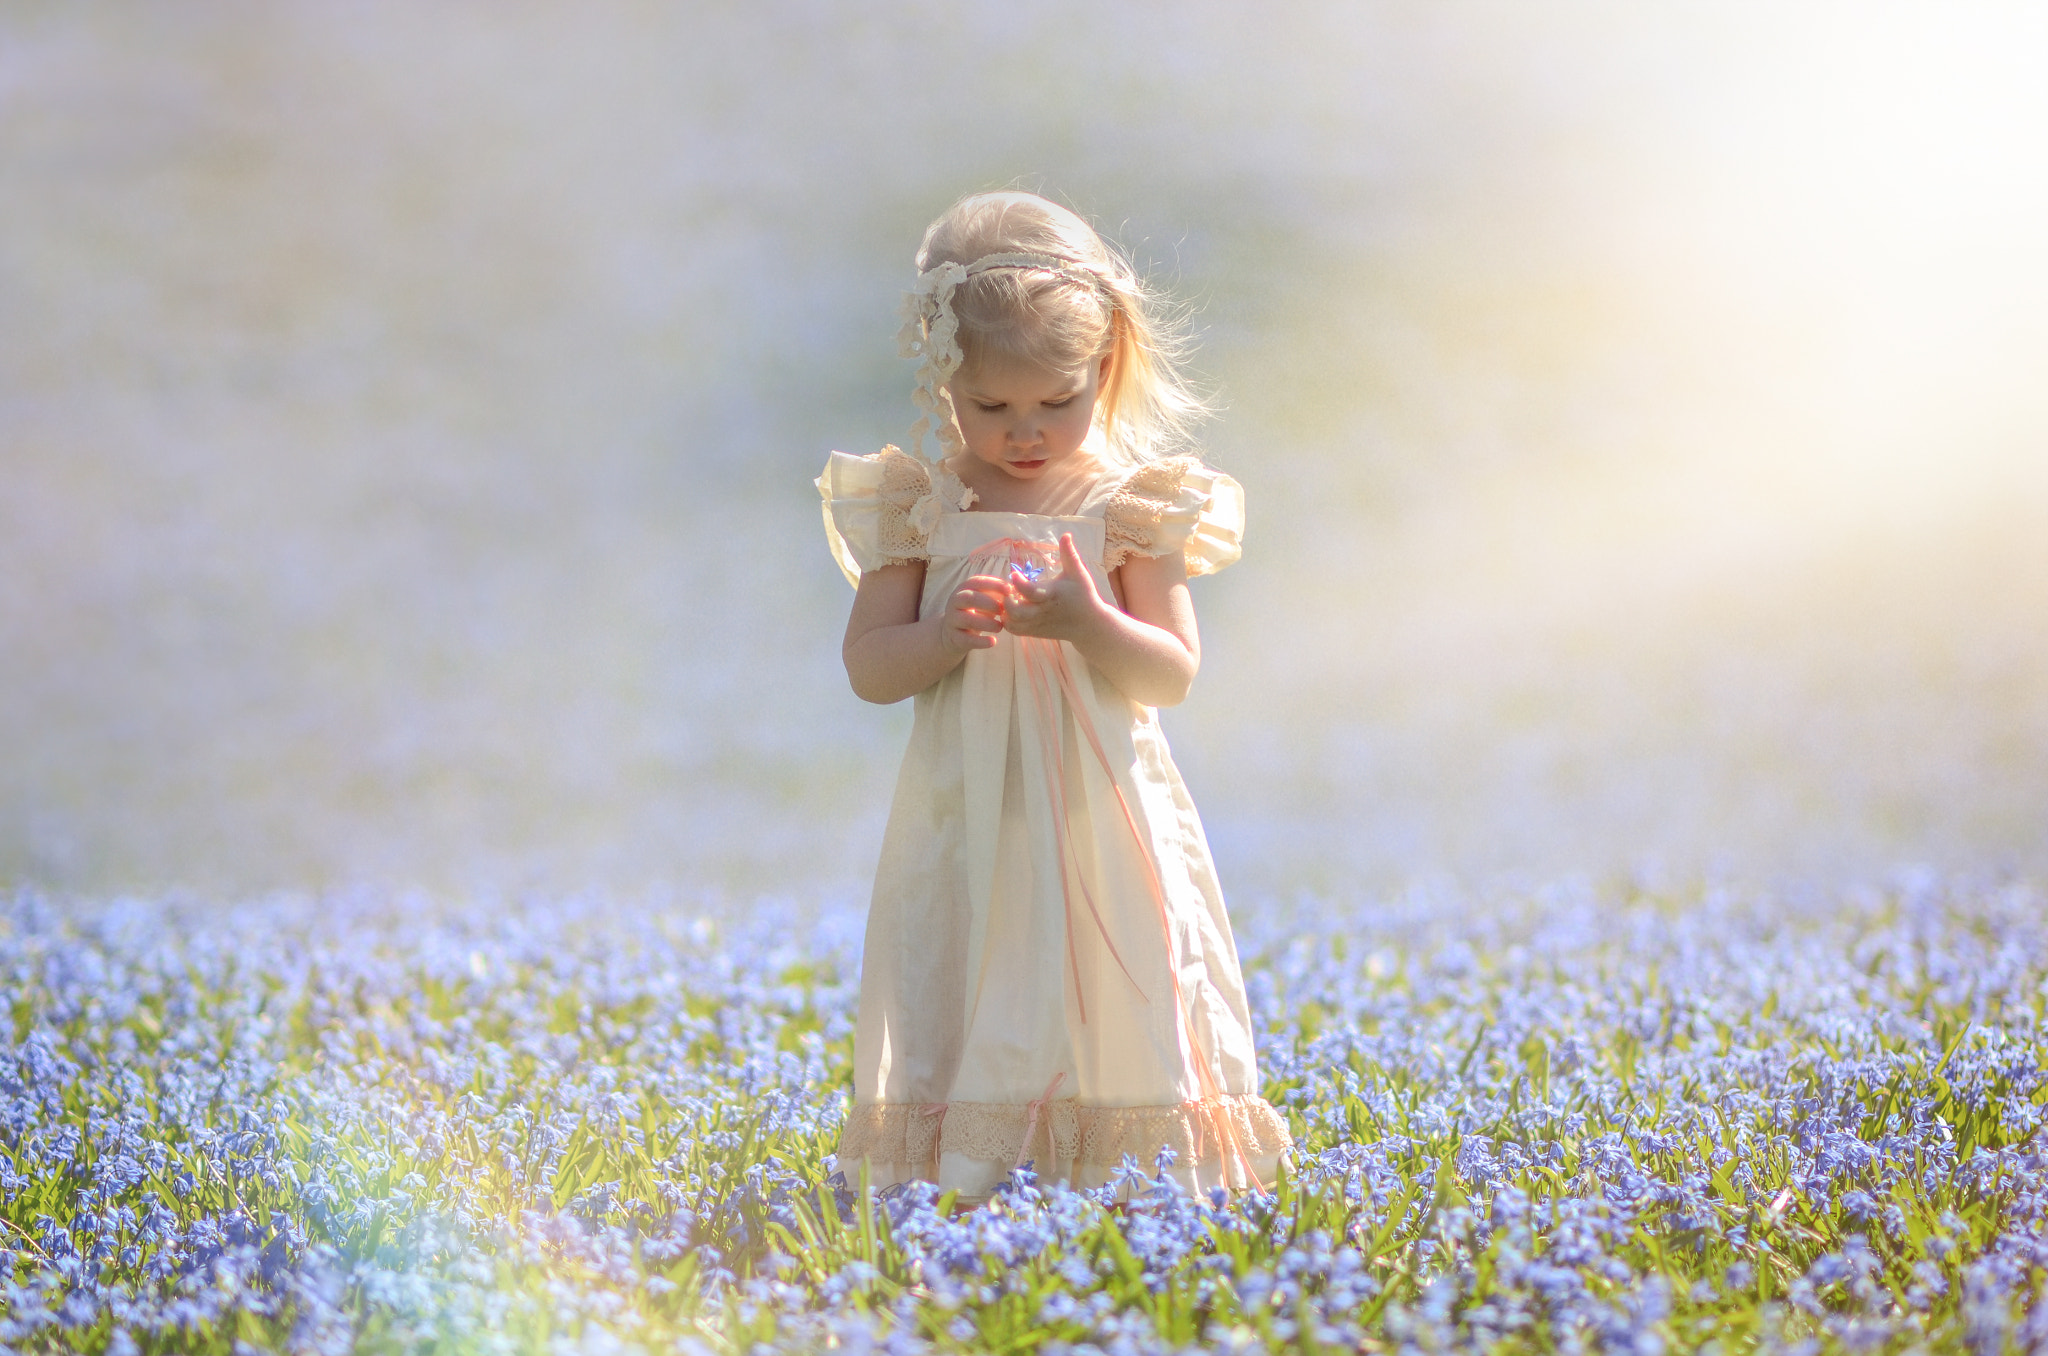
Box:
[941,574,1009,653]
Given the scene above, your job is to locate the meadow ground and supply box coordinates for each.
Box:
[2,876,2043,1354]
[7,9,2047,1353]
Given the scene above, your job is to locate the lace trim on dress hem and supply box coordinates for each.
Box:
[834,1093,1292,1185]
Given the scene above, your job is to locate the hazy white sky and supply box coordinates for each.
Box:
[3,2,2044,896]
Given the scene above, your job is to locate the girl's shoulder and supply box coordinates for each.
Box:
[1100,455,1245,577]
[816,446,974,588]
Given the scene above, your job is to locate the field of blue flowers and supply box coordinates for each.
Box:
[2,877,2044,1355]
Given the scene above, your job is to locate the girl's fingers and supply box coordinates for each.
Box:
[1006,596,1054,632]
[951,583,1007,646]
[957,549,1097,641]
[955,587,1004,613]
[1056,535,1096,598]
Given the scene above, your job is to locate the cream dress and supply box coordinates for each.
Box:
[817,444,1292,1198]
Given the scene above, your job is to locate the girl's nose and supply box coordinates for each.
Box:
[1009,417,1042,447]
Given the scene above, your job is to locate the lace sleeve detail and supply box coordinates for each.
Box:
[1103,456,1246,577]
[816,445,937,587]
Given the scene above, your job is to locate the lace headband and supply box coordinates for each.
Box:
[894,251,1105,463]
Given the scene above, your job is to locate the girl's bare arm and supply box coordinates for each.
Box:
[842,562,1009,705]
[1003,534,1201,707]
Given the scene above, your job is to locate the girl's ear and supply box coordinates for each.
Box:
[1097,351,1114,386]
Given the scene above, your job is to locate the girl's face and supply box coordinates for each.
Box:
[949,352,1108,482]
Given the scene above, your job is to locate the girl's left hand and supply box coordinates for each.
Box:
[1004,534,1107,643]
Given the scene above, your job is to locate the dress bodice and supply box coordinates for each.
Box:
[816,446,1244,588]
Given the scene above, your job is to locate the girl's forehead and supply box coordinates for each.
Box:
[955,354,1091,392]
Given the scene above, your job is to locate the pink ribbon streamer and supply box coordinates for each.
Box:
[915,1102,948,1174]
[957,537,1266,1192]
[1014,1070,1067,1170]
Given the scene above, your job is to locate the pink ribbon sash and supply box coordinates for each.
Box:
[963,532,1263,1190]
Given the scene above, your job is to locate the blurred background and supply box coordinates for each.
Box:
[4,1,2046,903]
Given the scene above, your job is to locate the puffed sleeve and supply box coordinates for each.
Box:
[1103,456,1246,577]
[815,445,936,588]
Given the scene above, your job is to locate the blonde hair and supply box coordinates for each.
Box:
[910,191,1208,468]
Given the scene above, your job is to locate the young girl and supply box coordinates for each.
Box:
[817,191,1290,1199]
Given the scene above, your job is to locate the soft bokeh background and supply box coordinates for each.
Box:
[5,1,2046,901]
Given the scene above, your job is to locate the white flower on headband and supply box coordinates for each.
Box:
[906,491,943,538]
[893,252,1103,464]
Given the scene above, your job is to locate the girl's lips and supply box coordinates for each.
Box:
[1008,459,1047,471]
